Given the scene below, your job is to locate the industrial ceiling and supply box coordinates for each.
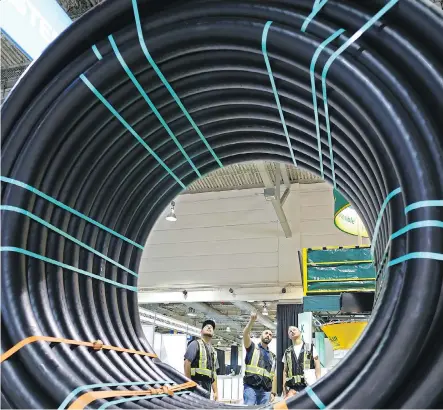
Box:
[141,301,278,348]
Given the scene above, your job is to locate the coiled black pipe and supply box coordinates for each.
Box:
[1,0,442,408]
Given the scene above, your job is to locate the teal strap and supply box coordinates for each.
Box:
[131,0,223,168]
[405,200,443,214]
[388,252,443,267]
[92,45,102,60]
[58,380,174,410]
[305,386,326,409]
[391,220,443,240]
[0,205,138,277]
[371,187,402,258]
[310,29,345,179]
[321,0,399,188]
[376,220,443,279]
[301,0,329,32]
[80,74,186,189]
[262,21,297,168]
[108,34,201,178]
[0,247,137,292]
[0,176,144,250]
[99,391,190,410]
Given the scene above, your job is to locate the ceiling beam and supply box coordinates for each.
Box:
[257,162,292,238]
[137,286,303,304]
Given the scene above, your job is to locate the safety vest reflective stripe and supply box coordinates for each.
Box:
[198,339,207,369]
[286,349,294,379]
[192,339,216,379]
[304,345,311,370]
[191,368,213,377]
[286,375,304,383]
[245,365,275,378]
[251,346,260,366]
[244,347,275,380]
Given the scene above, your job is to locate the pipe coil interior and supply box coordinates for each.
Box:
[1,0,443,408]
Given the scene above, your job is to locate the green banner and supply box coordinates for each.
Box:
[303,246,376,295]
[308,247,372,264]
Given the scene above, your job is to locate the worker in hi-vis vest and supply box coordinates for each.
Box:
[243,312,277,405]
[282,325,321,397]
[184,319,219,400]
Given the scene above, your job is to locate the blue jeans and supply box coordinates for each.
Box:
[243,384,271,405]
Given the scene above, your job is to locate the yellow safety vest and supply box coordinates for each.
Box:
[190,339,217,380]
[285,343,311,385]
[245,345,276,381]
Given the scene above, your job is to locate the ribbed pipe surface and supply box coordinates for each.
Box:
[1,0,443,408]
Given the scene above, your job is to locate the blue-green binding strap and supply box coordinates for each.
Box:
[131,0,223,168]
[0,247,137,292]
[371,187,402,258]
[80,74,186,189]
[301,0,329,32]
[0,205,138,277]
[310,29,345,179]
[405,200,443,214]
[0,176,144,250]
[262,21,297,168]
[321,0,399,188]
[305,386,326,409]
[376,220,443,279]
[92,45,102,60]
[391,220,443,240]
[108,34,201,179]
[388,252,443,267]
[99,391,190,410]
[58,380,174,410]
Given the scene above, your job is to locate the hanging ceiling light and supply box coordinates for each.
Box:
[226,326,231,332]
[217,341,221,346]
[187,307,197,317]
[262,303,269,316]
[165,201,177,222]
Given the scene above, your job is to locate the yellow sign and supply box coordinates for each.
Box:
[321,321,367,350]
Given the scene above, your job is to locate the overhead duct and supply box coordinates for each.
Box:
[231,301,276,330]
[139,307,201,336]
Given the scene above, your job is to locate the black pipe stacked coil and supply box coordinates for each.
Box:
[1,0,443,408]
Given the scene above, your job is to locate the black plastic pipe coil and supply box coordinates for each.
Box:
[1,0,443,408]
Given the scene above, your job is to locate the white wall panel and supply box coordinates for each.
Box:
[142,252,278,273]
[140,183,367,290]
[147,222,278,244]
[146,237,278,258]
[139,267,278,288]
[153,209,276,231]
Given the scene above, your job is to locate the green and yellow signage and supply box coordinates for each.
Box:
[334,190,368,238]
